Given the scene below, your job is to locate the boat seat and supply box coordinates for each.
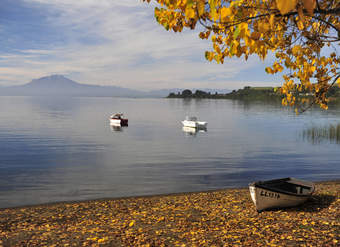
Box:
[268,182,298,194]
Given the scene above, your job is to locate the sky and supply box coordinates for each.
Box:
[0,0,284,91]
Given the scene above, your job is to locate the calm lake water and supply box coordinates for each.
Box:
[0,96,339,208]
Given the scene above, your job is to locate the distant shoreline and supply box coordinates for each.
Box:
[166,86,282,101]
[166,86,340,106]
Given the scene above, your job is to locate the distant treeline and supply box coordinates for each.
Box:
[167,85,340,103]
[167,89,220,98]
[167,87,282,101]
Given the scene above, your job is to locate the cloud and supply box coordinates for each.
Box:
[0,0,279,90]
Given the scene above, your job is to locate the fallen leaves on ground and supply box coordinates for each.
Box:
[0,181,339,246]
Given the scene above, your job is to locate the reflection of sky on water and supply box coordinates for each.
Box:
[0,96,340,208]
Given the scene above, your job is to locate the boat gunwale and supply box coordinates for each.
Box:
[249,178,315,198]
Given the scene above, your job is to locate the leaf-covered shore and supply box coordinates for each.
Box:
[0,180,339,246]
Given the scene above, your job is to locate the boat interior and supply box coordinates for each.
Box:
[256,178,313,195]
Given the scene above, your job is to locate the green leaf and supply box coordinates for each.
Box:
[229,43,235,56]
[233,25,241,39]
[186,0,193,8]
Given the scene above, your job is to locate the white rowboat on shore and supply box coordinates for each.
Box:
[249,177,315,212]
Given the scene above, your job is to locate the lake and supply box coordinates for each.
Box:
[0,96,339,208]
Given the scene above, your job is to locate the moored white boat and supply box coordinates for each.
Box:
[181,116,207,129]
[109,113,128,126]
[249,177,315,212]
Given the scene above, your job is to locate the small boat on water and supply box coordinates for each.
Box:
[109,113,128,126]
[181,116,207,129]
[249,177,315,212]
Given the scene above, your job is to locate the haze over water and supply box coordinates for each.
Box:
[0,96,339,208]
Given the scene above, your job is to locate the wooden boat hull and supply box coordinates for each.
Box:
[249,178,315,212]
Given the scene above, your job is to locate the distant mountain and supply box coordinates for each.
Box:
[23,75,81,89]
[0,75,145,97]
[0,75,231,98]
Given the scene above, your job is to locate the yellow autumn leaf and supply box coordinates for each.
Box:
[269,14,275,28]
[297,5,305,24]
[129,220,135,227]
[220,7,232,21]
[197,0,205,16]
[275,0,297,15]
[251,31,261,40]
[209,0,218,20]
[258,22,270,32]
[98,237,108,243]
[297,20,304,30]
[185,7,195,19]
[239,22,248,32]
[265,67,273,74]
[321,104,328,110]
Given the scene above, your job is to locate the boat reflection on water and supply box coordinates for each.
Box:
[110,123,127,132]
[182,126,207,136]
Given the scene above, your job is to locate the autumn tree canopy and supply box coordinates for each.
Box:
[143,0,340,112]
